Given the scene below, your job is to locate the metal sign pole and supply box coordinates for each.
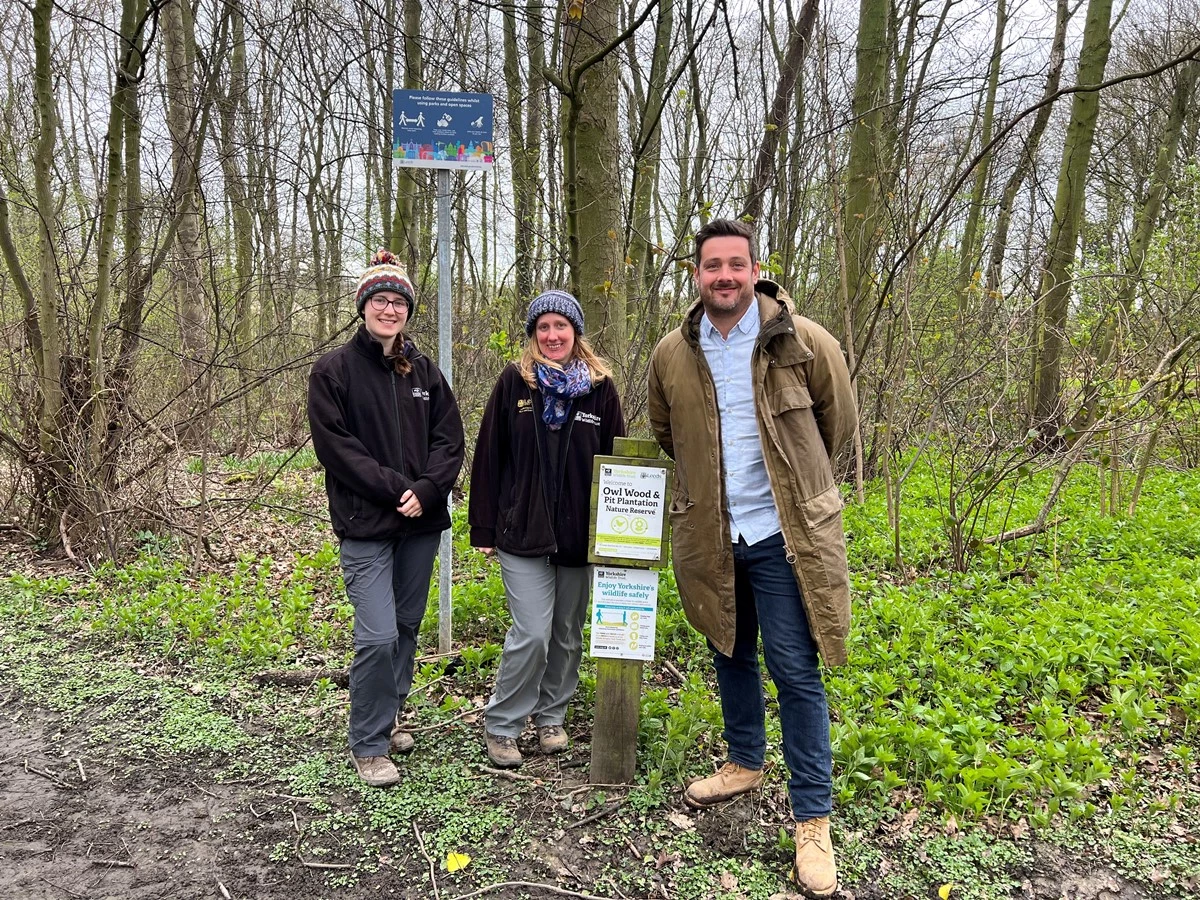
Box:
[392,89,494,656]
[437,167,453,655]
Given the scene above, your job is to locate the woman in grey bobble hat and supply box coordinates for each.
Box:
[468,290,625,768]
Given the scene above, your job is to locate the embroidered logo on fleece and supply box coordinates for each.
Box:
[411,387,430,400]
[517,398,533,413]
[574,411,600,426]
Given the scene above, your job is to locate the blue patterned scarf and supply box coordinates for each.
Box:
[534,359,593,430]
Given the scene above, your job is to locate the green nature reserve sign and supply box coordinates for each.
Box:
[594,462,667,561]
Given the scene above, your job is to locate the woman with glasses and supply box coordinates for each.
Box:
[308,249,464,787]
[469,290,625,769]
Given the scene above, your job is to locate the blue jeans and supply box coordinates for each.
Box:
[710,531,833,820]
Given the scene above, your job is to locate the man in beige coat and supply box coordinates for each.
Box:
[648,219,856,897]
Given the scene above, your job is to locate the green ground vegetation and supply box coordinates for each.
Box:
[1,453,1197,899]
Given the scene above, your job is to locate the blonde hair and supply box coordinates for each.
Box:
[519,334,613,387]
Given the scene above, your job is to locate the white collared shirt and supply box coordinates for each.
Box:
[699,302,782,545]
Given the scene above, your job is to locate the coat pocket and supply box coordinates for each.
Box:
[800,482,843,528]
[769,383,813,414]
[796,483,850,638]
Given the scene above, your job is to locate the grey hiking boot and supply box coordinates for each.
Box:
[485,731,524,768]
[389,724,415,755]
[537,725,569,754]
[350,753,401,787]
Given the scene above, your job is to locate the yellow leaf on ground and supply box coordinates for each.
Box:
[445,852,471,873]
[938,883,955,899]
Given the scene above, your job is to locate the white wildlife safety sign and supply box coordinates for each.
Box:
[589,566,659,661]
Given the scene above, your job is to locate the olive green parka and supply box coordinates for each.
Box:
[647,281,857,665]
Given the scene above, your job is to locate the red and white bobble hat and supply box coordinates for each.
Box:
[355,249,416,317]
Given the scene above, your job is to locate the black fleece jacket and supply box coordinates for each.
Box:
[468,363,625,567]
[308,326,465,539]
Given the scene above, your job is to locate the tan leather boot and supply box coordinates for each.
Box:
[791,816,837,898]
[683,762,764,808]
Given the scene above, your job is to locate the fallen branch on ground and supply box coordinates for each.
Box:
[567,800,624,829]
[980,517,1066,545]
[251,668,349,688]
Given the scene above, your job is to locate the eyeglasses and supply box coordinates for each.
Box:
[369,295,409,312]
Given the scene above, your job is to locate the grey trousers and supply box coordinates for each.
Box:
[340,531,441,757]
[484,552,591,737]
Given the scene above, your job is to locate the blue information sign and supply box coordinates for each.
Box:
[392,90,494,170]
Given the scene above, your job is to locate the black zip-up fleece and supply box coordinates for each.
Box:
[468,363,625,567]
[308,326,465,539]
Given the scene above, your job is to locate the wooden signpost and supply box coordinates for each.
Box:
[588,437,672,784]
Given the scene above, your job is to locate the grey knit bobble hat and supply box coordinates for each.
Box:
[525,289,585,336]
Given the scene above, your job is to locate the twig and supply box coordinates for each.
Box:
[23,760,59,782]
[406,707,478,733]
[416,650,461,663]
[1,818,37,830]
[479,765,543,782]
[76,758,86,782]
[40,878,85,899]
[413,822,441,900]
[446,882,635,900]
[260,791,319,804]
[217,880,232,900]
[90,859,136,868]
[567,800,624,829]
[408,675,447,698]
[555,783,636,800]
[299,857,353,870]
[661,660,685,683]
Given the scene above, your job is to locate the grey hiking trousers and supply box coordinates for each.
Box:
[340,532,440,757]
[485,551,590,738]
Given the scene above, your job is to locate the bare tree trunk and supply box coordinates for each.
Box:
[163,0,207,403]
[626,0,673,301]
[740,0,817,224]
[1031,0,1114,429]
[955,0,1006,306]
[1075,60,1198,428]
[556,0,642,363]
[216,0,255,364]
[391,0,423,272]
[503,0,535,302]
[32,0,65,518]
[984,0,1070,302]
[843,0,890,359]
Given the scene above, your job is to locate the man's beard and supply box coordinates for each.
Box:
[700,280,753,312]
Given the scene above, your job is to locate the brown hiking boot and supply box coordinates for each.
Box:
[790,816,838,898]
[389,725,415,755]
[537,725,569,754]
[349,753,400,787]
[683,762,764,808]
[485,731,523,769]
